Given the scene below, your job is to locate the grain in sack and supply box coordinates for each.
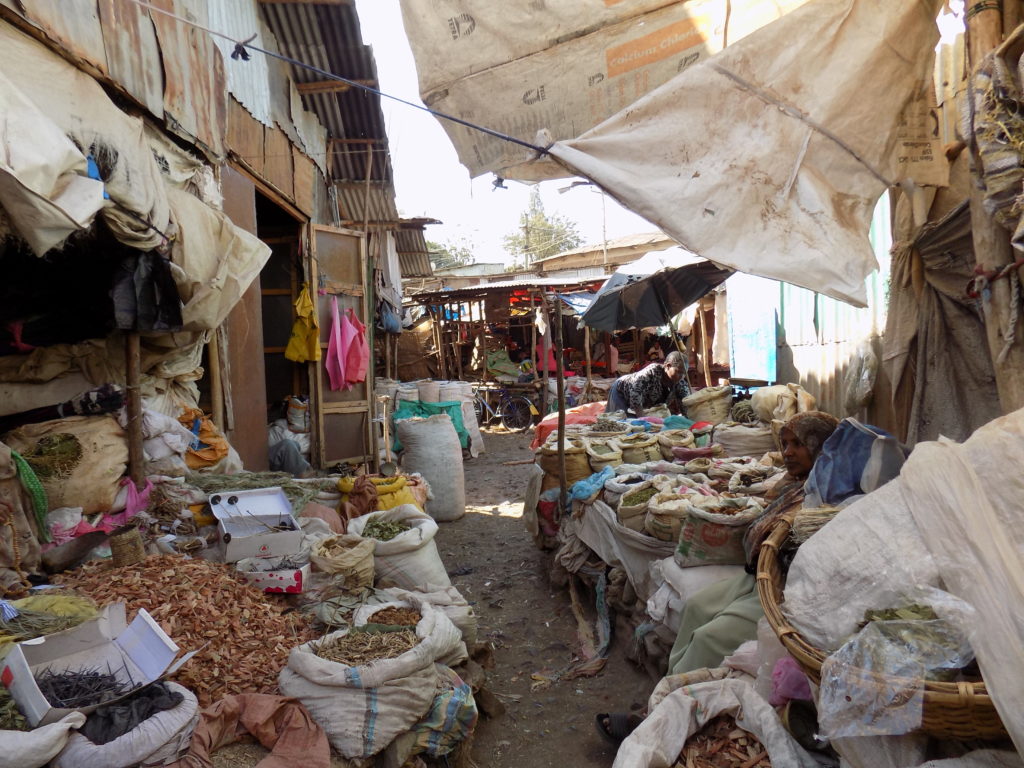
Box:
[657,429,695,459]
[604,472,648,508]
[616,480,656,532]
[617,433,661,465]
[537,436,590,492]
[397,415,465,521]
[675,497,763,567]
[586,438,623,473]
[348,505,451,589]
[278,600,463,759]
[644,491,695,542]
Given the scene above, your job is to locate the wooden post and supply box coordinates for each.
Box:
[207,331,225,430]
[967,1,1024,412]
[584,324,592,396]
[1004,0,1022,36]
[540,295,551,417]
[698,301,712,387]
[552,293,568,517]
[124,333,144,489]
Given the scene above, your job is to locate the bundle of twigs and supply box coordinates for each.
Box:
[314,628,418,666]
[790,506,841,544]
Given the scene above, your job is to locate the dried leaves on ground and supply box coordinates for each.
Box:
[54,554,316,707]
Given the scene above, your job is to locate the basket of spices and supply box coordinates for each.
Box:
[756,512,1007,741]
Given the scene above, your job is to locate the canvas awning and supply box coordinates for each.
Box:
[402,0,948,306]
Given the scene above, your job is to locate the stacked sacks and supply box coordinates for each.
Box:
[536,436,590,492]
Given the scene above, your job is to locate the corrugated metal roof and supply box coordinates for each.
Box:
[261,2,397,227]
[535,231,673,262]
[393,227,433,278]
[410,275,603,302]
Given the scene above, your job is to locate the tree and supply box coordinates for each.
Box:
[426,238,474,272]
[502,187,583,268]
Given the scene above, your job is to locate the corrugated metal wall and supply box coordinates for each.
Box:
[775,195,894,427]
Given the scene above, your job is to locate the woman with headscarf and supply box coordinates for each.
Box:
[665,411,839,676]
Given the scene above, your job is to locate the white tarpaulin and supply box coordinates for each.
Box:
[549,0,945,306]
[400,0,809,180]
[0,69,105,254]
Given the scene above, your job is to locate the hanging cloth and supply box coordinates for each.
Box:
[325,296,347,390]
[344,308,368,387]
[285,283,321,363]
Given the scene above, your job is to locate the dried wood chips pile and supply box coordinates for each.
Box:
[673,716,771,768]
[54,555,315,707]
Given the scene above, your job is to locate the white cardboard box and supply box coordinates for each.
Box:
[209,487,303,562]
[236,556,311,594]
[1,603,193,727]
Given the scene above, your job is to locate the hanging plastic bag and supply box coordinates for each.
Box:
[284,283,321,363]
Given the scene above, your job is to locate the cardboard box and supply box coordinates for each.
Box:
[236,556,311,594]
[1,603,193,726]
[209,487,303,562]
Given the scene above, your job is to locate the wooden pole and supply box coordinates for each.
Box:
[967,1,1024,412]
[124,333,145,489]
[1004,0,1022,36]
[207,331,225,430]
[698,301,712,387]
[584,324,592,396]
[540,295,551,417]
[552,293,568,517]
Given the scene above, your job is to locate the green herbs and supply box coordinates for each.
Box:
[361,518,410,542]
[622,486,658,507]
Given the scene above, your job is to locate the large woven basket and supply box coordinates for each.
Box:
[756,512,1008,741]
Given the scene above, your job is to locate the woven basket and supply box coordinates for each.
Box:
[756,512,1008,741]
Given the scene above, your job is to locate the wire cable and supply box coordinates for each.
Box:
[124,0,550,157]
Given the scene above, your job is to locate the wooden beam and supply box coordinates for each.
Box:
[330,138,385,145]
[297,78,376,95]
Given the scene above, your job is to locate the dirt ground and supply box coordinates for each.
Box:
[213,428,653,767]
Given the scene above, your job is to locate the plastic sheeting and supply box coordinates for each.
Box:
[549,0,946,307]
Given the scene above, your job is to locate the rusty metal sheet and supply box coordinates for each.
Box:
[263,124,294,200]
[148,0,227,161]
[2,0,108,75]
[228,98,266,176]
[97,0,163,118]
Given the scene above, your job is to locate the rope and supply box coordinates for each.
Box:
[9,451,50,544]
[965,255,1024,299]
[123,0,550,157]
[965,0,1003,22]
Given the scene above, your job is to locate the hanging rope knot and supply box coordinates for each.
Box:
[231,34,257,61]
[965,255,1024,299]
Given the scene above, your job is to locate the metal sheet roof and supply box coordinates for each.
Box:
[261,1,396,226]
[410,275,603,302]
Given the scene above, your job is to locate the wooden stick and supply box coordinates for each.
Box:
[124,333,144,489]
[698,301,712,387]
[207,330,225,431]
[552,293,568,517]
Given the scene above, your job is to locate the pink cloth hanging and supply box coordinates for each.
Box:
[337,310,358,391]
[344,308,368,387]
[326,296,347,390]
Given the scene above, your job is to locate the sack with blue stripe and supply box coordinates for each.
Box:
[278,598,465,759]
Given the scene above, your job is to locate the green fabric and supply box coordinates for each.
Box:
[9,450,50,543]
[392,400,469,452]
[667,572,762,675]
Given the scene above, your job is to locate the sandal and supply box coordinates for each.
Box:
[594,712,643,745]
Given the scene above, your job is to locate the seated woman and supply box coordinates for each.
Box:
[666,411,839,675]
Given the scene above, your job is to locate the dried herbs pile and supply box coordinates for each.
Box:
[361,518,410,542]
[314,628,418,665]
[622,486,658,507]
[54,555,316,707]
[673,716,771,768]
[370,607,421,626]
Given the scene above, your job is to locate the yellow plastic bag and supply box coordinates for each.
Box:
[337,475,421,512]
[284,284,321,363]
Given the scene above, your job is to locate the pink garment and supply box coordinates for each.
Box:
[325,296,347,390]
[344,308,368,386]
[535,341,557,374]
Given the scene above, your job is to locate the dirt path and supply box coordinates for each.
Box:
[441,429,652,767]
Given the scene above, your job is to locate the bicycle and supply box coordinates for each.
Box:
[472,385,537,432]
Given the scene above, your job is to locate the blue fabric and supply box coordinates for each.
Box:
[804,418,898,506]
[663,414,696,431]
[568,466,615,505]
[392,400,469,451]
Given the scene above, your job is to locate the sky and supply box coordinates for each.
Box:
[352,0,655,267]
